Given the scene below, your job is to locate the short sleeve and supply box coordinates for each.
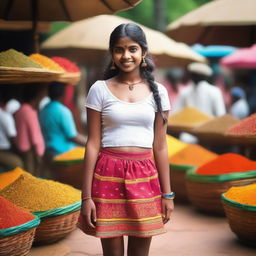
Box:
[157,83,171,111]
[85,81,103,111]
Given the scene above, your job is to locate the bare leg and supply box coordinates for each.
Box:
[101,236,124,256]
[127,236,152,256]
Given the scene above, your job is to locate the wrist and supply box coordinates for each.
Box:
[162,192,175,200]
[82,196,92,201]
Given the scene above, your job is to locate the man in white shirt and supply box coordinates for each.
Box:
[175,62,226,117]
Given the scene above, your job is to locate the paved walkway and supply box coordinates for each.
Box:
[29,204,256,256]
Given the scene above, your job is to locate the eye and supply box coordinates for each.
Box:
[114,47,123,53]
[129,46,138,52]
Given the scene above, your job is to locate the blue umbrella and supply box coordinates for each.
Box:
[192,44,237,58]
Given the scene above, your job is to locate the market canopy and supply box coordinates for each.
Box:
[0,0,142,21]
[220,44,256,69]
[41,15,206,67]
[166,0,256,47]
[0,0,142,51]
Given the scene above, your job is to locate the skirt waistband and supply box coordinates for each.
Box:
[100,148,152,160]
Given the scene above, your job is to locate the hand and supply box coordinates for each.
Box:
[81,199,97,228]
[161,198,174,224]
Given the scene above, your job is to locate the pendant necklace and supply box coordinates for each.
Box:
[119,80,143,91]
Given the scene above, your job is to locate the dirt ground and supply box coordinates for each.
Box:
[29,204,256,256]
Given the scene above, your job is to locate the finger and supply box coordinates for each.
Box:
[92,208,97,224]
[86,213,95,228]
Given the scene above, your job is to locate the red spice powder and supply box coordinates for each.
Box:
[226,113,256,136]
[0,196,35,229]
[196,153,256,175]
[51,56,80,72]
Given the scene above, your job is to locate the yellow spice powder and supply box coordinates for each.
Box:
[30,53,64,72]
[0,167,24,190]
[168,107,213,127]
[0,171,81,211]
[166,135,187,160]
[54,147,86,162]
[225,183,256,206]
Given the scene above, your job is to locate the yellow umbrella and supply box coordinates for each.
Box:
[42,15,206,67]
[166,0,256,47]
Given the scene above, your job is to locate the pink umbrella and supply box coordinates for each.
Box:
[221,44,256,68]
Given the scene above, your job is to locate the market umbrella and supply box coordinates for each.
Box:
[192,44,237,58]
[0,0,142,51]
[220,44,256,69]
[41,15,206,67]
[166,0,256,47]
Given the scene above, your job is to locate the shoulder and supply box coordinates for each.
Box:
[88,80,105,92]
[155,82,167,92]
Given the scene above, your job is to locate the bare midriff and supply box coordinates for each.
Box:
[105,146,151,153]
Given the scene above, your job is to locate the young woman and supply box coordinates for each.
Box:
[79,23,174,256]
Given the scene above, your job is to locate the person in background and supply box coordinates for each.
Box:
[14,84,46,175]
[39,82,86,160]
[229,87,249,119]
[0,86,23,171]
[78,23,173,256]
[175,62,226,117]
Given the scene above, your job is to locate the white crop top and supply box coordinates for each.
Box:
[85,80,171,148]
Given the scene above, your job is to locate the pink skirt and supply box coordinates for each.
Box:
[78,148,165,238]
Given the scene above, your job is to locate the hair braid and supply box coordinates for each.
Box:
[141,57,167,123]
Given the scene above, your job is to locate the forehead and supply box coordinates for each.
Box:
[113,37,140,48]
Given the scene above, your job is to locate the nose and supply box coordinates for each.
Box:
[122,50,131,59]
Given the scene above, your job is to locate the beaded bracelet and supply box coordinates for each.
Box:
[162,192,175,200]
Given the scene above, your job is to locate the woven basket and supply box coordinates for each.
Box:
[186,177,256,215]
[50,162,83,189]
[170,165,194,202]
[34,210,80,245]
[222,196,256,244]
[0,227,36,256]
[225,134,256,145]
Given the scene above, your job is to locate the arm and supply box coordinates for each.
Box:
[81,108,101,228]
[153,111,174,224]
[71,133,87,146]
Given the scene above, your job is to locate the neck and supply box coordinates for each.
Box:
[116,70,141,83]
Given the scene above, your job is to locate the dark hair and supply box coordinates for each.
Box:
[48,82,66,100]
[103,23,167,123]
[22,84,43,103]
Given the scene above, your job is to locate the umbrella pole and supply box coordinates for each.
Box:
[31,0,40,53]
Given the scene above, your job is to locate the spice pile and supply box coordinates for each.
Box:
[196,153,256,175]
[0,49,42,68]
[54,147,85,162]
[166,135,187,160]
[30,53,64,72]
[0,167,23,190]
[193,114,239,135]
[0,196,35,229]
[0,171,81,212]
[168,107,213,129]
[226,113,256,136]
[224,183,256,206]
[51,57,80,72]
[170,144,217,167]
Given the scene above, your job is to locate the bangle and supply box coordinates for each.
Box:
[82,197,92,201]
[162,192,175,200]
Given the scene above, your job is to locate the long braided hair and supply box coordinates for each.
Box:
[103,23,167,123]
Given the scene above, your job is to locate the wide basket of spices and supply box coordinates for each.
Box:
[0,196,40,256]
[221,183,256,245]
[190,114,239,145]
[168,107,213,134]
[186,153,256,214]
[170,144,217,202]
[51,147,85,189]
[0,49,62,84]
[225,113,256,145]
[0,171,81,245]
